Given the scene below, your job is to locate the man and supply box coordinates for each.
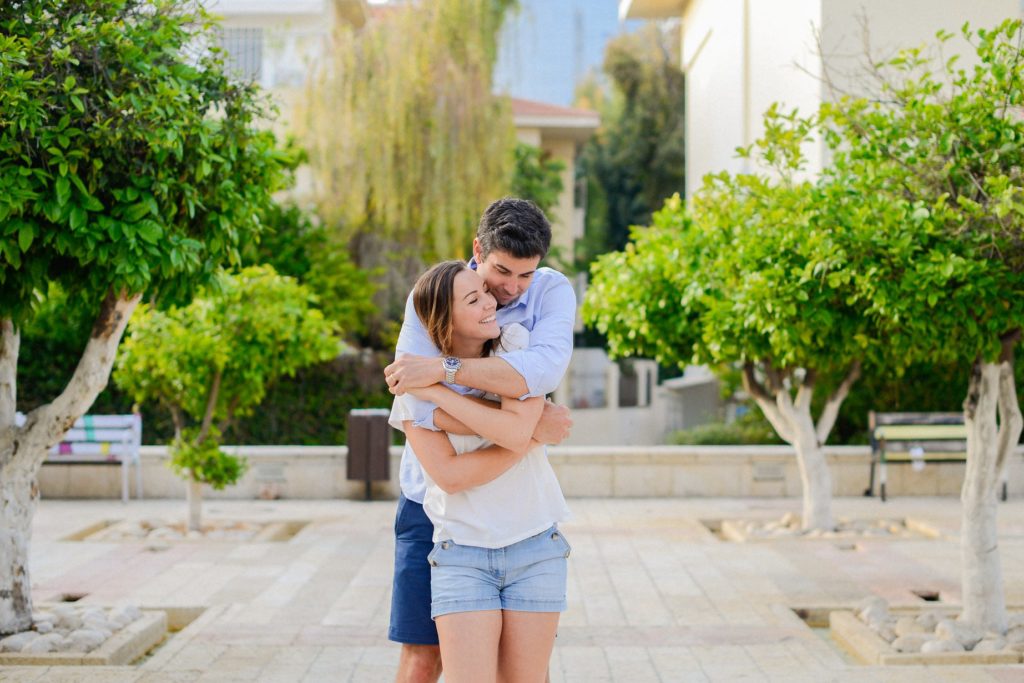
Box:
[384,197,576,683]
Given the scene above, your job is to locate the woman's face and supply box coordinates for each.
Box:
[451,269,499,344]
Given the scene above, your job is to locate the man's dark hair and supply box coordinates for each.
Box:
[476,197,551,260]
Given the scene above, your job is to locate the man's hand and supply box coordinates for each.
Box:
[532,400,572,445]
[385,354,444,395]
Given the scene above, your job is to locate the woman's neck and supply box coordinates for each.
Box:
[450,339,486,359]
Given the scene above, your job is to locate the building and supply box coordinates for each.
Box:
[495,0,640,107]
[620,0,1022,197]
[511,98,599,262]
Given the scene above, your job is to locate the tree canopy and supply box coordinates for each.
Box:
[305,0,518,309]
[0,0,292,323]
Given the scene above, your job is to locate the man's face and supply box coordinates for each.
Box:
[473,240,540,307]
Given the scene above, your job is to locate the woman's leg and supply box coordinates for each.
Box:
[435,610,502,683]
[496,611,560,683]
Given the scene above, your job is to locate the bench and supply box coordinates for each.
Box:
[16,412,143,503]
[864,411,1009,502]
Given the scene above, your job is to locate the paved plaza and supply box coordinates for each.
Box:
[2,495,1024,681]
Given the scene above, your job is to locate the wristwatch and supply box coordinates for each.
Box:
[442,356,462,384]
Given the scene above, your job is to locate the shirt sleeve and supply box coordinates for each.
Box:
[497,275,576,399]
[394,292,442,431]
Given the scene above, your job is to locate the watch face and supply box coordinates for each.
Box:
[443,357,461,371]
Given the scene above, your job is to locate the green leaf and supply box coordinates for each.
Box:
[137,220,163,244]
[69,205,87,230]
[70,95,84,112]
[55,176,71,206]
[18,225,33,252]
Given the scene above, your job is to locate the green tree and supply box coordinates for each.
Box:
[821,20,1024,634]
[0,0,290,634]
[241,202,378,342]
[114,266,338,531]
[305,0,517,314]
[509,142,565,217]
[576,22,685,261]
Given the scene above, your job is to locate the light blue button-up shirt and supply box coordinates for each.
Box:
[394,262,576,503]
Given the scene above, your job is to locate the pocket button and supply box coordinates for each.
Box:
[441,541,450,550]
[430,558,438,567]
[551,532,560,541]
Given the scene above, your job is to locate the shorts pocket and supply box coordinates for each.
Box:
[549,528,572,558]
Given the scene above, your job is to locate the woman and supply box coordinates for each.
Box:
[389,260,571,683]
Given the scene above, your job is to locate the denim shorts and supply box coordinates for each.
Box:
[428,525,571,619]
[388,495,439,645]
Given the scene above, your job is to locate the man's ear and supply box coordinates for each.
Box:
[472,238,483,263]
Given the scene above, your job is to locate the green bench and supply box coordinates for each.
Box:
[865,411,1009,502]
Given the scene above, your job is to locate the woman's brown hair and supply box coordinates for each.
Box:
[412,260,493,358]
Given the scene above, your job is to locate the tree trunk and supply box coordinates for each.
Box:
[0,456,37,634]
[0,292,140,635]
[187,477,203,532]
[960,352,1022,634]
[792,422,835,531]
[742,361,859,532]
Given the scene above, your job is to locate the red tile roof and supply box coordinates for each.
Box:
[510,97,598,119]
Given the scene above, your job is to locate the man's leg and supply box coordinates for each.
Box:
[389,494,442,683]
[396,644,442,683]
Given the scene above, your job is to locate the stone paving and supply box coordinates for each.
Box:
[2,496,1024,681]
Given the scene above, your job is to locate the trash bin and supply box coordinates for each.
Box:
[347,408,392,500]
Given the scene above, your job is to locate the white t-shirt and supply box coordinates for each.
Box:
[390,323,571,548]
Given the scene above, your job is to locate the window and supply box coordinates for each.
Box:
[219,27,263,83]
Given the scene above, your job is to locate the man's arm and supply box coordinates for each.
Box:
[405,422,539,494]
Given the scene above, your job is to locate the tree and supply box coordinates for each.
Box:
[576,22,685,260]
[0,0,290,634]
[509,142,564,217]
[584,106,951,532]
[304,0,517,313]
[241,202,378,343]
[820,20,1024,634]
[114,266,338,531]
[584,145,855,530]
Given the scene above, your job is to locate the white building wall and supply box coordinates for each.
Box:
[682,0,746,197]
[681,0,1022,192]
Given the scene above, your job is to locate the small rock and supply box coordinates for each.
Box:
[876,624,897,643]
[22,633,63,653]
[895,616,928,637]
[921,638,965,653]
[935,618,983,649]
[915,611,943,631]
[780,512,798,527]
[110,605,142,624]
[0,631,39,653]
[33,621,54,635]
[892,633,930,653]
[1005,626,1024,644]
[860,605,889,624]
[1007,613,1024,629]
[974,637,1006,652]
[68,628,106,652]
[50,605,83,631]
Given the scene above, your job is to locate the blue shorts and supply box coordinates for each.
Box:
[428,525,571,619]
[389,494,439,645]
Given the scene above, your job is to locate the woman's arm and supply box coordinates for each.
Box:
[410,385,543,454]
[404,422,538,494]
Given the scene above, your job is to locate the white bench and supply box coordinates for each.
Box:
[16,412,143,503]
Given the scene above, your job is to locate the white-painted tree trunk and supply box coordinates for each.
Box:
[187,477,203,532]
[0,292,140,635]
[744,361,860,532]
[960,357,1022,634]
[0,457,37,634]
